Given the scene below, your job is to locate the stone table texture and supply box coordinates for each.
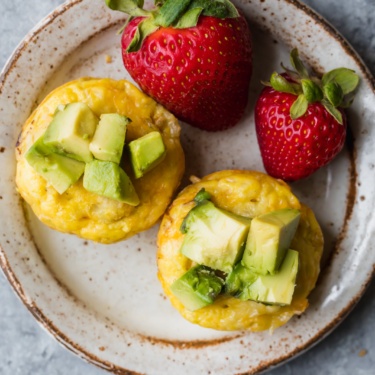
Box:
[0,1,374,374]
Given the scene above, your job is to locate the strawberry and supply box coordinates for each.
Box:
[105,0,252,131]
[255,49,359,181]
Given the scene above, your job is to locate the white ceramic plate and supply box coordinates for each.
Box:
[0,0,374,374]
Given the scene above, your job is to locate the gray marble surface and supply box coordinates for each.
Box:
[0,0,374,374]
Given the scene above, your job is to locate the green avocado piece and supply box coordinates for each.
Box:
[43,102,99,163]
[180,200,251,273]
[83,160,139,205]
[170,265,224,311]
[128,131,166,178]
[25,136,85,194]
[242,208,301,275]
[226,249,299,305]
[180,188,212,234]
[89,113,129,164]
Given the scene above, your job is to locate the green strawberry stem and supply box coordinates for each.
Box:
[290,48,309,79]
[105,0,240,51]
[266,48,359,124]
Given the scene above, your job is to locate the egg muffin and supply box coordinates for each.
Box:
[16,78,185,243]
[157,170,323,332]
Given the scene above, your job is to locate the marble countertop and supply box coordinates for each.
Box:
[1,1,374,374]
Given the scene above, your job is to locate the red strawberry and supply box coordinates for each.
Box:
[105,0,252,131]
[255,49,359,181]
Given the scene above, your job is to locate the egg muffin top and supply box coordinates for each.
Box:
[157,170,323,332]
[16,78,185,243]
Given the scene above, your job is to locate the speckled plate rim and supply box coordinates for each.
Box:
[0,0,375,374]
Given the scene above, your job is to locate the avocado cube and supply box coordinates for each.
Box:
[25,136,85,194]
[89,113,129,164]
[83,160,139,205]
[44,102,99,163]
[180,201,251,273]
[242,208,300,275]
[170,265,224,311]
[128,131,166,178]
[226,249,299,305]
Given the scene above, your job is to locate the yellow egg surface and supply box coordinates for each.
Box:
[16,78,185,243]
[157,170,324,332]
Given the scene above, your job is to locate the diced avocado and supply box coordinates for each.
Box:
[226,249,299,305]
[25,136,85,194]
[242,208,301,275]
[180,188,211,234]
[170,265,224,311]
[193,188,212,204]
[128,131,166,178]
[43,102,99,163]
[180,200,251,273]
[89,113,129,164]
[83,160,139,205]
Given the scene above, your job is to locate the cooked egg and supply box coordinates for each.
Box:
[16,78,185,243]
[157,170,323,332]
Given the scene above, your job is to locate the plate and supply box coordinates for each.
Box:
[0,0,374,374]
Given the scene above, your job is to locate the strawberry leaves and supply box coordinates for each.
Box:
[290,94,309,120]
[187,0,239,18]
[126,17,158,52]
[301,79,323,103]
[106,0,240,52]
[154,0,192,27]
[322,68,360,95]
[105,0,149,17]
[268,72,301,95]
[175,7,203,28]
[321,99,343,125]
[266,48,359,125]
